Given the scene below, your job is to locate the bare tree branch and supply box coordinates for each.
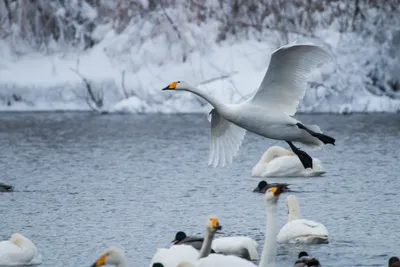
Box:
[70,67,104,113]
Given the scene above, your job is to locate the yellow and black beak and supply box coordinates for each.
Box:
[91,254,106,267]
[162,81,178,90]
[270,186,284,196]
[211,218,222,231]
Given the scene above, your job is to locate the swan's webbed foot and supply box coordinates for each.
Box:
[286,141,313,169]
[296,123,335,146]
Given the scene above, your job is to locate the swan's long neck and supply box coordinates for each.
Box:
[185,85,225,110]
[198,230,214,259]
[259,203,277,267]
[287,196,301,222]
[262,147,291,164]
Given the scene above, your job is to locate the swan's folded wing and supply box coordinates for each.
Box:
[0,241,35,265]
[149,245,199,267]
[277,219,328,243]
[212,236,259,260]
[209,109,246,167]
[197,254,256,267]
[250,44,331,116]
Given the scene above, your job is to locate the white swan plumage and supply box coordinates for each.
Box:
[277,195,328,244]
[211,236,258,260]
[150,216,222,267]
[177,186,287,267]
[162,43,335,169]
[0,233,42,266]
[172,231,258,260]
[90,247,128,267]
[252,146,326,177]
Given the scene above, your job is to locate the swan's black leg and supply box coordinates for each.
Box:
[286,141,313,169]
[296,123,335,146]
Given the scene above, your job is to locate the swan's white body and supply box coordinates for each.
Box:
[212,236,258,260]
[177,187,283,267]
[178,254,256,267]
[164,44,331,167]
[0,233,42,266]
[150,245,199,267]
[92,247,128,267]
[277,195,328,244]
[252,146,326,177]
[150,216,222,267]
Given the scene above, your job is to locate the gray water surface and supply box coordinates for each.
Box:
[0,113,399,267]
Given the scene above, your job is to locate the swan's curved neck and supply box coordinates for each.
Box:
[259,204,277,267]
[287,197,301,222]
[198,230,215,259]
[117,255,128,267]
[262,147,291,163]
[184,85,224,110]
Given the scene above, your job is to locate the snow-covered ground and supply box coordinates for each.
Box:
[1,17,399,114]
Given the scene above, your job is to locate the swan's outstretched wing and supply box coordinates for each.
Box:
[250,44,330,116]
[212,236,259,260]
[208,109,246,167]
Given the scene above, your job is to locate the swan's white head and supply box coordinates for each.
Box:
[264,186,285,204]
[91,247,126,267]
[205,215,222,233]
[162,81,191,91]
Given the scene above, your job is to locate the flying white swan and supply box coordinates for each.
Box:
[251,146,326,177]
[293,251,321,267]
[90,247,128,267]
[0,233,42,266]
[277,195,328,244]
[149,216,222,267]
[172,231,258,260]
[177,186,287,267]
[162,44,335,169]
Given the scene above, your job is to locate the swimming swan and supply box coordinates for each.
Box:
[149,216,222,267]
[90,247,128,267]
[162,44,335,169]
[277,195,328,244]
[0,233,42,266]
[252,146,326,177]
[177,186,287,267]
[252,180,290,193]
[172,231,258,260]
[293,252,321,267]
